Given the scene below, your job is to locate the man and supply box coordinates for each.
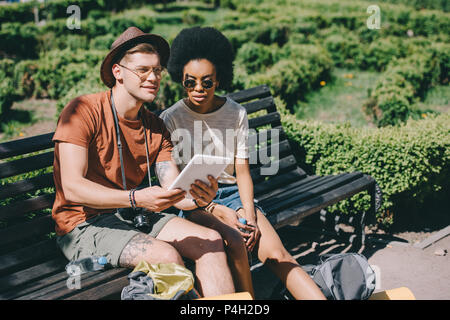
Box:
[52,27,235,297]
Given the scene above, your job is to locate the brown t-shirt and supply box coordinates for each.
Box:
[52,90,173,236]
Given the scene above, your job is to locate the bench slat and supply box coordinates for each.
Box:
[248,112,281,130]
[24,268,129,300]
[0,267,68,300]
[0,151,54,180]
[0,239,58,276]
[248,126,287,155]
[262,172,364,213]
[268,175,376,229]
[0,257,66,294]
[0,132,54,160]
[258,174,347,204]
[256,175,327,201]
[250,154,297,183]
[0,214,54,247]
[242,96,276,115]
[226,85,271,104]
[66,273,130,300]
[0,173,54,201]
[253,168,308,197]
[0,193,55,221]
[249,139,292,167]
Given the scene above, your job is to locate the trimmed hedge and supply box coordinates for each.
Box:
[1,13,155,58]
[377,0,449,12]
[233,43,333,110]
[279,100,450,227]
[0,0,167,24]
[365,43,449,127]
[0,59,19,121]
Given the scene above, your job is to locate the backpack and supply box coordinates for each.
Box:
[272,253,376,300]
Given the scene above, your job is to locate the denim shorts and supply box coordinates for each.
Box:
[179,184,266,218]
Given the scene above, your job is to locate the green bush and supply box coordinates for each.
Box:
[0,1,34,24]
[280,102,450,227]
[0,0,161,24]
[13,60,39,99]
[83,15,155,38]
[0,11,155,56]
[0,72,16,121]
[323,31,361,68]
[366,49,444,127]
[32,49,104,99]
[377,0,449,12]
[357,37,406,72]
[56,72,104,115]
[236,42,275,74]
[0,23,39,59]
[181,9,205,25]
[90,34,116,50]
[237,43,333,109]
[223,22,290,52]
[0,59,18,121]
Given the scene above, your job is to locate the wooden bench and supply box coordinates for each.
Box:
[0,84,377,300]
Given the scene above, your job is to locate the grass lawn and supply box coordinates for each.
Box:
[412,84,450,114]
[0,99,57,142]
[295,68,381,128]
[295,68,449,128]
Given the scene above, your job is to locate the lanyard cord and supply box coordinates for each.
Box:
[142,112,152,188]
[110,90,152,191]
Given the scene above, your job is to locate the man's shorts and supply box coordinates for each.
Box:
[56,210,177,267]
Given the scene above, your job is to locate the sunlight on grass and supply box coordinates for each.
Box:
[413,85,450,114]
[295,68,381,128]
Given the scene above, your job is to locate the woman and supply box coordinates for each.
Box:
[160,27,326,300]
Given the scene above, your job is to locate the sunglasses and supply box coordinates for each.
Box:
[183,78,217,90]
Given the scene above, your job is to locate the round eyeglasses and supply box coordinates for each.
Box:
[118,64,164,81]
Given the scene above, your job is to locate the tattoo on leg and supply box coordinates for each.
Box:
[119,233,153,268]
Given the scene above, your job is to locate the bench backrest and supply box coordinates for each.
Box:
[0,85,304,272]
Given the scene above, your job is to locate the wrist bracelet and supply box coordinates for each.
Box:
[205,202,216,214]
[193,199,211,210]
[129,189,136,209]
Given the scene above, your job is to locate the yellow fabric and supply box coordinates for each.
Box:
[197,292,254,300]
[369,287,416,300]
[132,261,195,300]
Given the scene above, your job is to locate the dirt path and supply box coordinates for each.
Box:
[251,216,450,300]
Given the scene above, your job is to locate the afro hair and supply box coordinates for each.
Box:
[167,27,234,90]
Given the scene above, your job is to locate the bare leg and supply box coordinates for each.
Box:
[156,216,235,297]
[251,209,326,300]
[119,233,184,268]
[187,209,255,298]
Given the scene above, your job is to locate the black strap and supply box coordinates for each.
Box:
[110,91,127,190]
[110,90,152,192]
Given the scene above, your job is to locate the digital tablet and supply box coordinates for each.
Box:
[168,154,232,199]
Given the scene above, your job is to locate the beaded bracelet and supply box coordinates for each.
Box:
[205,202,217,214]
[129,188,136,209]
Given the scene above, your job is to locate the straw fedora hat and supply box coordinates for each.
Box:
[100,27,170,88]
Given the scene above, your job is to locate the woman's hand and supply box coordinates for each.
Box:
[244,220,261,253]
[189,175,219,207]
